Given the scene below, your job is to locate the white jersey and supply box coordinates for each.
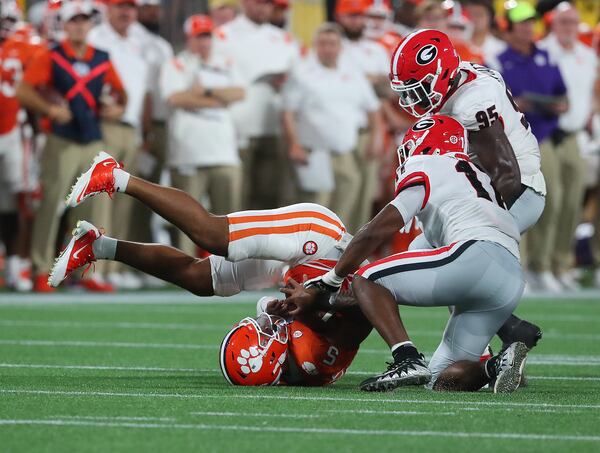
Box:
[390,154,520,259]
[440,62,546,196]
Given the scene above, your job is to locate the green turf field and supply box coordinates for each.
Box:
[0,292,599,452]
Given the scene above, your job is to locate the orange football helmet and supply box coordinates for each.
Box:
[220,313,289,386]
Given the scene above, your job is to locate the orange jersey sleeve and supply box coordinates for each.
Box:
[285,320,358,386]
[104,60,125,97]
[22,45,52,87]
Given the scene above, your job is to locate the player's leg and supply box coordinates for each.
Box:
[355,240,525,392]
[47,220,215,294]
[124,176,230,256]
[66,153,347,264]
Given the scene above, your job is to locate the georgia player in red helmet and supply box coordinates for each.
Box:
[388,28,543,355]
[286,114,529,393]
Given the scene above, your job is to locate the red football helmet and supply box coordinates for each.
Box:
[220,313,289,386]
[390,29,461,117]
[398,114,468,166]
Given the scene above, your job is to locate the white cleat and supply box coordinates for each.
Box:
[66,151,120,208]
[493,342,528,394]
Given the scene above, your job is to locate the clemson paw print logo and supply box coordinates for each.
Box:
[303,241,318,256]
[236,346,263,375]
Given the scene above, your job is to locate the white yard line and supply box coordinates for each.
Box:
[1,363,598,382]
[0,339,217,350]
[3,389,600,410]
[0,320,228,331]
[2,338,600,365]
[324,409,457,416]
[0,418,598,442]
[1,289,599,306]
[0,291,269,306]
[190,411,319,419]
[51,415,176,422]
[2,319,600,342]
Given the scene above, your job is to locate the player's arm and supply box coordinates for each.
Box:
[468,120,522,206]
[16,48,72,125]
[284,205,406,315]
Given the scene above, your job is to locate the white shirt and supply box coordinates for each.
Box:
[213,15,300,140]
[339,38,389,77]
[440,62,546,195]
[88,22,150,129]
[479,34,507,69]
[282,57,380,154]
[130,22,174,122]
[339,38,388,128]
[539,34,598,132]
[160,50,241,168]
[391,154,520,258]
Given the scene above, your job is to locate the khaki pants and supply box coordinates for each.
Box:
[101,121,138,274]
[350,130,379,233]
[526,136,586,273]
[170,165,241,256]
[240,135,282,210]
[127,121,168,244]
[31,134,107,274]
[329,152,362,230]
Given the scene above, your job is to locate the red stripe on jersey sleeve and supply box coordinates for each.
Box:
[394,171,431,210]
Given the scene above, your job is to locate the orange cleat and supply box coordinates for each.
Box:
[66,152,120,208]
[48,220,100,287]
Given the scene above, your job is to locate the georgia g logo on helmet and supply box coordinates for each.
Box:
[412,118,436,132]
[416,44,438,66]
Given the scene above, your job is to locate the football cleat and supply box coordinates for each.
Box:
[493,342,528,394]
[501,319,542,351]
[48,221,100,287]
[359,354,431,392]
[66,151,120,208]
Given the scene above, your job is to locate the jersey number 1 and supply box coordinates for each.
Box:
[455,160,494,203]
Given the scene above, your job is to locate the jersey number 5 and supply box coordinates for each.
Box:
[323,346,339,366]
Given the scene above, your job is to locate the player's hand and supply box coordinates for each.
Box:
[289,142,309,165]
[280,278,317,316]
[48,104,72,125]
[100,103,125,121]
[265,299,293,317]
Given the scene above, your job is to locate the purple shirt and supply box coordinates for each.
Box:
[496,45,567,143]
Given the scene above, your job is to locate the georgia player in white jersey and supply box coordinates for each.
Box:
[387,28,543,354]
[389,28,544,232]
[286,115,528,393]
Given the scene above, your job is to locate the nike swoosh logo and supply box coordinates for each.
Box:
[101,160,115,167]
[72,245,88,261]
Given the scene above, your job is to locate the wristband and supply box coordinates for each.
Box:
[322,269,345,288]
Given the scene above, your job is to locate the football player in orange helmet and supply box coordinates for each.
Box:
[221,275,372,387]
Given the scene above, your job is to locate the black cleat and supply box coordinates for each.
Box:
[493,342,528,394]
[500,318,542,351]
[360,354,431,392]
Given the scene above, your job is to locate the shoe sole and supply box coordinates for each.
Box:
[65,151,112,208]
[494,342,528,394]
[48,221,94,288]
[360,372,432,392]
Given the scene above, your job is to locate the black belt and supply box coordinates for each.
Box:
[550,128,576,146]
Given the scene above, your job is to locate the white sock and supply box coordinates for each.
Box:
[391,341,414,354]
[113,168,130,193]
[92,235,118,260]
